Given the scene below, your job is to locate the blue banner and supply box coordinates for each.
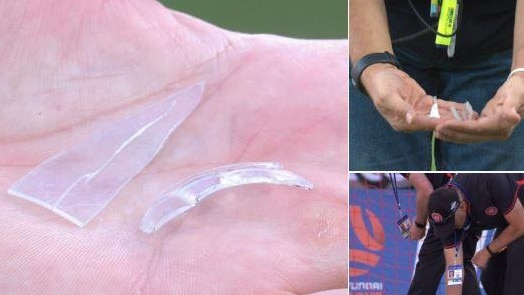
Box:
[349,185,491,295]
[349,187,418,295]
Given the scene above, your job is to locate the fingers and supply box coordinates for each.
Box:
[404,113,442,132]
[378,94,440,132]
[436,111,521,143]
[435,99,480,121]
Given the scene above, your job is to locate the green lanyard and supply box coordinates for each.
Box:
[429,97,439,171]
[431,133,438,171]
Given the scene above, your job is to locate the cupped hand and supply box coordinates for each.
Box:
[0,1,347,294]
[360,64,463,132]
[472,248,492,270]
[436,75,524,143]
[408,219,426,240]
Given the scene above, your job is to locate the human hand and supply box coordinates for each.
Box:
[472,248,492,269]
[360,64,464,132]
[408,219,426,240]
[436,75,524,143]
[0,1,347,294]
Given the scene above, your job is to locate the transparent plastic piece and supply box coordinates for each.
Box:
[139,162,313,234]
[7,83,204,227]
[451,101,474,121]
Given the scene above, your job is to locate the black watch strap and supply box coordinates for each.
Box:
[350,51,400,95]
[415,221,427,229]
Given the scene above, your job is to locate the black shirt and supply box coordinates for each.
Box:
[386,0,516,61]
[402,173,453,188]
[426,173,453,188]
[442,173,524,247]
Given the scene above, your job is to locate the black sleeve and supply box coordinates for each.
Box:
[487,174,518,215]
[442,229,464,249]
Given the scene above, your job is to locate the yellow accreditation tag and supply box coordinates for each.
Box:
[435,0,457,46]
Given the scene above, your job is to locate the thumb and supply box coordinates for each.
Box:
[502,107,521,125]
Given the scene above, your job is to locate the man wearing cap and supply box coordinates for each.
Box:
[405,173,481,295]
[428,173,524,295]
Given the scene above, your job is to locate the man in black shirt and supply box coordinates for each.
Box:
[349,0,524,170]
[428,173,524,295]
[405,173,480,295]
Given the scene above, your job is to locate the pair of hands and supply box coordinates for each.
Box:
[361,64,524,143]
[408,221,492,270]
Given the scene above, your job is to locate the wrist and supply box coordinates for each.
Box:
[414,220,427,229]
[360,63,399,93]
[508,68,524,81]
[350,51,400,95]
[486,244,496,256]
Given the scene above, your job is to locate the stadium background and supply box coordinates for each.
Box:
[349,174,493,295]
[159,0,347,39]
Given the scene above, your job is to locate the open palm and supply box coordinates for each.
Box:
[0,1,347,294]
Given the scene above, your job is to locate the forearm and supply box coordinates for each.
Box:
[512,0,524,69]
[410,174,433,223]
[349,0,393,63]
[414,192,430,226]
[444,246,463,295]
[488,224,524,253]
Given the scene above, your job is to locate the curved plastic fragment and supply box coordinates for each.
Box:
[451,101,474,121]
[7,83,204,227]
[139,162,313,234]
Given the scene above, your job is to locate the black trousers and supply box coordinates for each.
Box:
[407,225,481,295]
[481,228,524,295]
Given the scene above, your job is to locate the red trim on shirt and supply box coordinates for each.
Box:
[504,184,521,215]
[444,242,459,249]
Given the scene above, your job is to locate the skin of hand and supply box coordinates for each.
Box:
[0,1,348,294]
[473,198,524,270]
[436,74,524,143]
[407,174,434,240]
[471,248,492,269]
[361,64,471,132]
[409,218,426,240]
[436,0,524,143]
[349,0,467,133]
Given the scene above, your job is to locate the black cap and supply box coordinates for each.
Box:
[428,187,460,238]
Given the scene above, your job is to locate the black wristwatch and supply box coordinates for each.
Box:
[415,221,427,229]
[350,51,400,95]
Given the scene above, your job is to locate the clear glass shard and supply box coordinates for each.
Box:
[465,101,473,120]
[7,83,204,227]
[451,105,462,121]
[139,162,313,234]
[451,101,474,121]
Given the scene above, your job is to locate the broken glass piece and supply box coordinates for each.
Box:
[7,83,204,227]
[451,101,474,121]
[139,162,313,234]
